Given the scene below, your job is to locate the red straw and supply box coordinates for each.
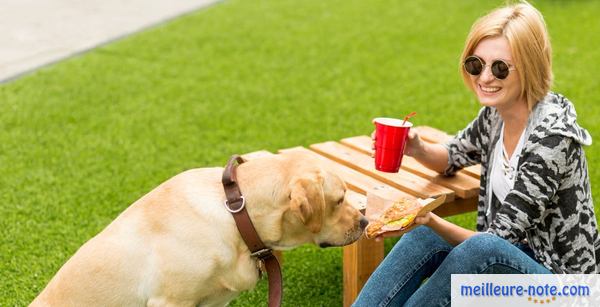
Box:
[402,111,417,126]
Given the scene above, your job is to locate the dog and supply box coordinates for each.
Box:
[31,152,368,306]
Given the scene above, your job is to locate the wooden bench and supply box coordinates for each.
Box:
[241,126,480,307]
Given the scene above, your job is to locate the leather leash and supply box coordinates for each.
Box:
[222,155,282,307]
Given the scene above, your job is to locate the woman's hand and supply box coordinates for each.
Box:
[404,129,425,158]
[373,211,433,242]
[371,128,426,158]
[414,211,432,225]
[370,131,376,156]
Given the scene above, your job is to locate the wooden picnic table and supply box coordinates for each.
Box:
[241,126,481,307]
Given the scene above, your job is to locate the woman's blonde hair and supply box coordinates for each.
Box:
[460,1,552,110]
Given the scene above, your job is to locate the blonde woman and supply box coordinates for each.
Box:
[355,2,598,306]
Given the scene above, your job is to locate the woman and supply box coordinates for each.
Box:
[354,2,599,306]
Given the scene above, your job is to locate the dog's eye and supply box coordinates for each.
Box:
[337,197,344,206]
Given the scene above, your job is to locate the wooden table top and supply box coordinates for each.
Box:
[241,126,480,215]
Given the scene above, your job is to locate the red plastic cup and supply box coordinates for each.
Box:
[373,117,412,173]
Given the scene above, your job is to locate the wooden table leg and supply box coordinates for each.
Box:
[343,236,384,307]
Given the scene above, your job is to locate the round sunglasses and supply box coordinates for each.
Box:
[463,55,516,80]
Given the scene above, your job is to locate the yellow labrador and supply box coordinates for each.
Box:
[31,152,367,306]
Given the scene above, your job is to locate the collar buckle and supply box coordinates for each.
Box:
[251,248,273,260]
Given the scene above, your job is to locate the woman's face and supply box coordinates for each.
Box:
[469,36,523,111]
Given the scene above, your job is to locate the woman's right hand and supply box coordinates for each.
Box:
[403,128,425,157]
[370,131,376,155]
[371,128,426,157]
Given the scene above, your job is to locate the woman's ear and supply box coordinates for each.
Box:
[289,176,325,233]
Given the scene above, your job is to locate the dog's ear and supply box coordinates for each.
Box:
[289,175,325,233]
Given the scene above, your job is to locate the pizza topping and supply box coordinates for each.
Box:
[365,198,420,238]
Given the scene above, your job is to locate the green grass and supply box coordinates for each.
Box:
[1,0,599,305]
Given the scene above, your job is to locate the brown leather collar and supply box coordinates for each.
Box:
[222,155,282,307]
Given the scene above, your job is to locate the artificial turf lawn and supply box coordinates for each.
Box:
[1,0,599,305]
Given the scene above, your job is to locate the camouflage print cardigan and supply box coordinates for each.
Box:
[443,92,599,273]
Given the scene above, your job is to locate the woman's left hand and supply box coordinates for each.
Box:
[414,212,432,225]
[373,211,433,242]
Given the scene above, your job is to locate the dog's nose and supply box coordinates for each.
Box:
[359,216,369,230]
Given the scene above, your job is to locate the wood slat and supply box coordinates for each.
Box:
[345,189,367,212]
[339,136,374,155]
[463,165,481,178]
[338,136,479,198]
[415,125,453,143]
[414,127,483,180]
[310,141,455,202]
[278,147,414,201]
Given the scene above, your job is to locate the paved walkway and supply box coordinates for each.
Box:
[0,0,220,83]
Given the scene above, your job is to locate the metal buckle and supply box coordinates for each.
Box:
[224,196,245,213]
[251,248,272,259]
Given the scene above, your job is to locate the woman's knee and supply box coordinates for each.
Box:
[453,233,510,258]
[394,226,453,254]
[443,234,550,274]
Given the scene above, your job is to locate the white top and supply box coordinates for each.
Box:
[490,123,527,203]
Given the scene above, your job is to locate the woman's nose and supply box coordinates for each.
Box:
[479,66,495,82]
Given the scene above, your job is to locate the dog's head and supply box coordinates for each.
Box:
[250,152,368,249]
[286,166,368,248]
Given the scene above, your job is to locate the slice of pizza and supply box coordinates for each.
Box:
[365,197,421,239]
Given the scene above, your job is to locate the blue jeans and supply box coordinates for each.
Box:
[353,226,551,307]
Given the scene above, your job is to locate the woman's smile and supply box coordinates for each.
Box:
[478,84,501,94]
